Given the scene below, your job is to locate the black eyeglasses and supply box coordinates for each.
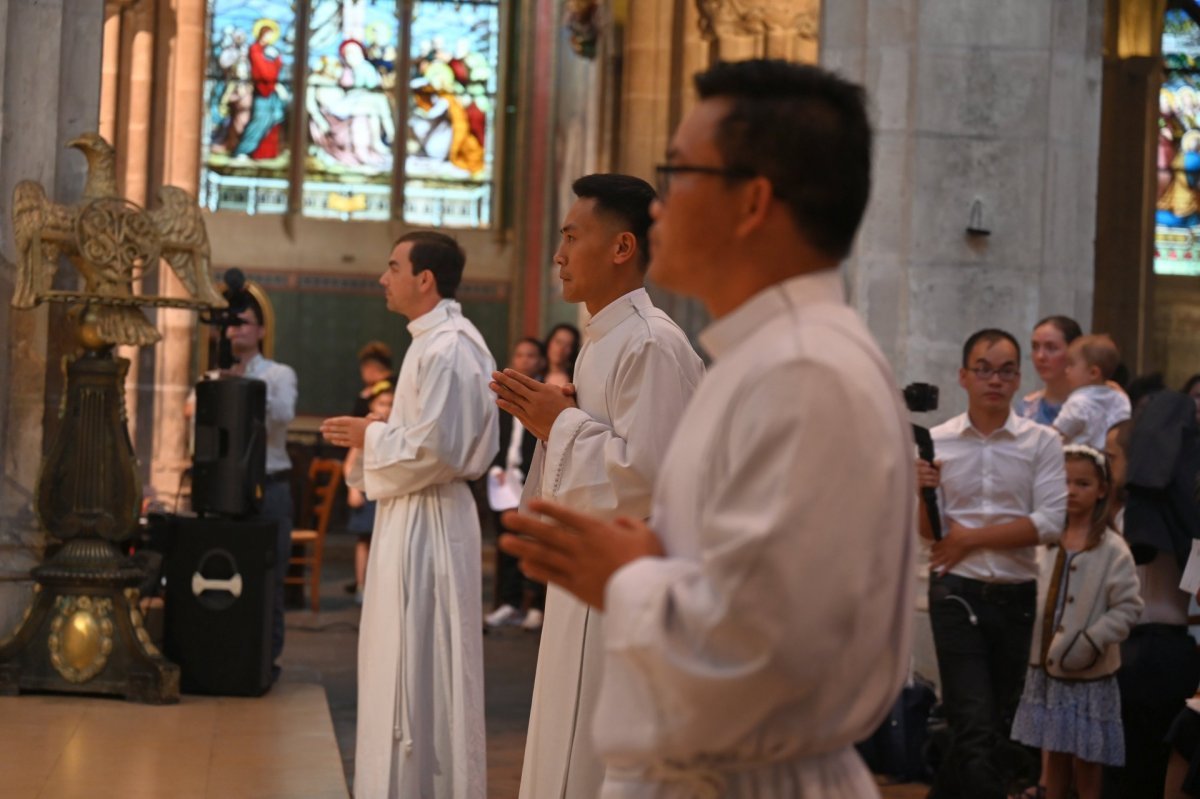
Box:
[968,365,1020,382]
[654,163,756,197]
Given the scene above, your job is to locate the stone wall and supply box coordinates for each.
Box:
[0,0,103,640]
[824,0,1105,423]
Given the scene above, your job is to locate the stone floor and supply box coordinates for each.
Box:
[283,532,931,798]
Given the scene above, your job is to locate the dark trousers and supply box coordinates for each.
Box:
[929,574,1037,799]
[1103,624,1200,799]
[262,479,293,668]
[492,510,544,611]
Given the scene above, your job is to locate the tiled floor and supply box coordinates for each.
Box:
[0,682,347,798]
[0,532,930,798]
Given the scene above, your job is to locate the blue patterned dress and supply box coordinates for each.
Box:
[1010,551,1125,765]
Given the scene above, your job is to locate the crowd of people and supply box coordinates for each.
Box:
[302,57,1200,799]
[917,317,1200,799]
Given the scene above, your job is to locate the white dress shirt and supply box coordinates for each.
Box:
[593,269,916,798]
[1053,384,1131,449]
[243,353,297,474]
[932,411,1067,583]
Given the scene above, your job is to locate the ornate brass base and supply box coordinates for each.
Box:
[0,339,179,704]
[0,539,179,703]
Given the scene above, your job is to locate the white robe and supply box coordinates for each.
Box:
[350,299,498,799]
[592,270,917,799]
[519,288,704,799]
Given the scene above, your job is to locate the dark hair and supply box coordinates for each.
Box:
[515,336,547,359]
[1127,372,1166,410]
[1183,373,1200,394]
[571,174,656,271]
[1112,362,1130,389]
[1063,448,1112,550]
[545,323,581,380]
[357,340,393,370]
[693,59,871,260]
[1033,315,1083,345]
[962,328,1021,368]
[395,231,465,299]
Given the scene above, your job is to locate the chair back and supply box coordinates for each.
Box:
[306,458,342,536]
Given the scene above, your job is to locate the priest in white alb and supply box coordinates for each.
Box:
[322,231,497,799]
[501,61,917,798]
[491,174,704,799]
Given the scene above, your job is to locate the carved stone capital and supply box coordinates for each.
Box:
[695,0,820,61]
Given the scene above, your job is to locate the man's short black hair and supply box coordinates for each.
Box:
[571,174,656,271]
[694,59,871,261]
[962,329,1021,367]
[396,231,465,299]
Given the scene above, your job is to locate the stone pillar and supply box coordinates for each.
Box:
[148,0,207,507]
[822,0,1104,689]
[823,0,1104,419]
[0,0,104,640]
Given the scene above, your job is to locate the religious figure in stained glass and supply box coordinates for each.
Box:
[302,0,399,221]
[403,0,499,227]
[201,0,296,215]
[1156,7,1200,275]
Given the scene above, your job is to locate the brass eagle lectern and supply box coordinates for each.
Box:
[0,133,227,703]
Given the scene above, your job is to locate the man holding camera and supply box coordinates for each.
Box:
[918,328,1067,799]
[225,298,297,678]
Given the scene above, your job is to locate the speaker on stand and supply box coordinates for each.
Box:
[192,376,266,517]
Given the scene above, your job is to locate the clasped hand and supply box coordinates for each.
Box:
[489,369,577,441]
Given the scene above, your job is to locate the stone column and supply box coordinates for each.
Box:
[695,0,819,63]
[0,0,104,640]
[822,0,1104,689]
[823,0,1104,418]
[148,0,207,507]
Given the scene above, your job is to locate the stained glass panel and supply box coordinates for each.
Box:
[302,0,401,221]
[403,0,500,228]
[1156,8,1200,276]
[201,0,297,215]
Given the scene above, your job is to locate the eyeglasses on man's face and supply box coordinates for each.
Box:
[969,365,1020,382]
[654,163,756,197]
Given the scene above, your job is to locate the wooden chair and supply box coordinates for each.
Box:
[287,458,342,613]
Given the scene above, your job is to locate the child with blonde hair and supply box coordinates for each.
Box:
[1010,445,1143,799]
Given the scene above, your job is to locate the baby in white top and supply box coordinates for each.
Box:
[1053,334,1131,449]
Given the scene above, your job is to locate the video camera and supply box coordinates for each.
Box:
[200,268,253,370]
[904,382,943,541]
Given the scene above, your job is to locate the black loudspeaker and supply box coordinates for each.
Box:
[164,516,276,696]
[193,376,266,517]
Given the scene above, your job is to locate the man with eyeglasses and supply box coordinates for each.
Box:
[916,328,1067,799]
[500,60,917,797]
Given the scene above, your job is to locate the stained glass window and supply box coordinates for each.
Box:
[302,0,401,221]
[403,0,500,227]
[1156,7,1200,276]
[201,0,297,215]
[201,0,503,228]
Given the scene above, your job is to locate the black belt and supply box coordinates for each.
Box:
[931,573,1035,599]
[264,470,292,484]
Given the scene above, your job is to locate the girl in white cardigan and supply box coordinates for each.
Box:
[1011,445,1143,799]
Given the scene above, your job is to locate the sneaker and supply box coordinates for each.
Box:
[485,604,522,628]
[521,608,544,632]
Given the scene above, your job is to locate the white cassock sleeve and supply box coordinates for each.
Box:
[358,346,492,499]
[541,339,695,519]
[597,361,907,760]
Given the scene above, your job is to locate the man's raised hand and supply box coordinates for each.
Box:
[498,499,664,610]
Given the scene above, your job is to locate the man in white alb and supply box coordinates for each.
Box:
[321,231,497,799]
[490,173,704,798]
[500,60,917,798]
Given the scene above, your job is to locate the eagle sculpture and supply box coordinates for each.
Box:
[10,133,226,346]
